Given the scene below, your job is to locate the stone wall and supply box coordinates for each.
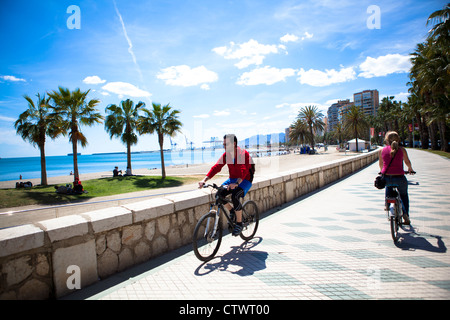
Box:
[0,149,379,299]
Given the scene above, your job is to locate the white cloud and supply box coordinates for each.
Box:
[297,66,356,87]
[213,110,230,117]
[193,114,210,119]
[358,54,411,78]
[1,75,26,82]
[275,103,290,109]
[101,82,152,97]
[237,66,297,86]
[157,65,218,88]
[0,115,16,122]
[113,0,143,82]
[213,39,285,69]
[394,92,409,102]
[83,75,106,84]
[280,33,299,43]
[301,31,313,40]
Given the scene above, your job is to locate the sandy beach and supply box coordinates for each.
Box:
[0,146,354,189]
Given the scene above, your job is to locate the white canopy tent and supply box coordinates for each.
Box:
[348,139,366,151]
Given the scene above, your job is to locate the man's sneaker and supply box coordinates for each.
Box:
[403,214,411,225]
[232,223,242,236]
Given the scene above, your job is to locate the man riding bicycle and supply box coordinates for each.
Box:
[198,134,255,236]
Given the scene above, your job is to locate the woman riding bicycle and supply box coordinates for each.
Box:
[198,134,255,236]
[378,131,415,225]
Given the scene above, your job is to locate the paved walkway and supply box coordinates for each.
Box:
[65,149,450,300]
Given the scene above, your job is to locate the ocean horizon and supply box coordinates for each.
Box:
[0,149,223,182]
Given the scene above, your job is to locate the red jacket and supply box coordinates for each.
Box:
[207,147,254,182]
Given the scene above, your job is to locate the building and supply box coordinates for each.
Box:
[327,103,340,132]
[327,99,353,132]
[285,127,290,144]
[353,89,379,117]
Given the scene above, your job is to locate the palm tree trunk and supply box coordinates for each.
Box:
[309,124,314,150]
[127,142,132,174]
[72,140,79,181]
[419,115,429,149]
[159,133,166,179]
[429,121,439,150]
[72,125,79,181]
[39,142,48,186]
[439,119,449,152]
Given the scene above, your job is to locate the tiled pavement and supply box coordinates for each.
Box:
[65,149,450,300]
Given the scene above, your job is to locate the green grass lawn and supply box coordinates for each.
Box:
[0,175,202,209]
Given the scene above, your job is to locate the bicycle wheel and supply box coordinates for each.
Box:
[389,203,400,243]
[192,212,223,261]
[240,200,259,241]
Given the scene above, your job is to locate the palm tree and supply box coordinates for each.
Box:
[408,4,450,152]
[14,93,61,185]
[48,87,104,180]
[105,99,145,175]
[343,105,369,152]
[296,105,325,150]
[427,3,450,52]
[289,119,310,146]
[138,103,182,179]
[332,123,345,149]
[410,39,449,151]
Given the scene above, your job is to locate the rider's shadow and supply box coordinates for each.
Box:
[396,227,446,253]
[194,237,268,277]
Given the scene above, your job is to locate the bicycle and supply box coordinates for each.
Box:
[192,183,259,262]
[385,171,416,243]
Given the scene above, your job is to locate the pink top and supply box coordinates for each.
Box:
[381,146,404,175]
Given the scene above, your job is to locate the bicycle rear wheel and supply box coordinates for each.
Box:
[193,212,223,261]
[390,203,400,243]
[240,200,259,241]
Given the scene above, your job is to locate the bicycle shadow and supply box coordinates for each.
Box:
[194,237,268,277]
[396,226,446,253]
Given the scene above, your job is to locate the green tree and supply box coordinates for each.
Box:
[408,3,450,151]
[296,105,325,150]
[138,103,182,179]
[14,93,62,185]
[332,123,345,148]
[343,105,369,152]
[105,99,145,175]
[289,119,310,146]
[427,3,450,52]
[48,87,104,180]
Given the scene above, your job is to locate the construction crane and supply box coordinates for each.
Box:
[184,134,195,150]
[169,137,177,150]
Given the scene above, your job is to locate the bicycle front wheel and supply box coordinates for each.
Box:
[240,200,259,241]
[193,212,223,261]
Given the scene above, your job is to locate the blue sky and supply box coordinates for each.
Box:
[0,0,445,158]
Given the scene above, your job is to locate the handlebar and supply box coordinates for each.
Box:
[202,183,226,190]
[377,171,416,175]
[203,183,218,189]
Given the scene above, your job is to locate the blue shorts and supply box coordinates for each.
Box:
[222,178,252,197]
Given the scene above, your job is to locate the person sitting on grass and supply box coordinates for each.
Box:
[113,166,122,177]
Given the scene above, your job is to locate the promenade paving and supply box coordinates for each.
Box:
[65,149,450,300]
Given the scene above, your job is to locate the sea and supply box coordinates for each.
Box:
[0,149,224,182]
